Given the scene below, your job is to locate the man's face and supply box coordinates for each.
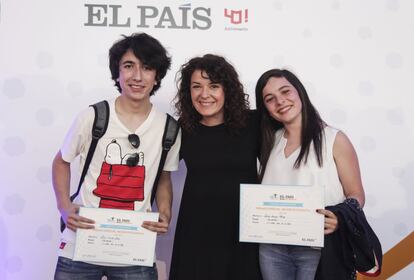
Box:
[118,49,157,102]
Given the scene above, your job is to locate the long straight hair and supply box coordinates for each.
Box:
[255,69,325,181]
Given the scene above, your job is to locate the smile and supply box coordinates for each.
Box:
[129,84,145,89]
[198,101,215,106]
[277,105,292,114]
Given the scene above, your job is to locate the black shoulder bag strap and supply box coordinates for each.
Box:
[150,113,179,206]
[60,100,109,232]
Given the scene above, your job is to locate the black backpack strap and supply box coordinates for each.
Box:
[60,100,109,232]
[150,113,179,206]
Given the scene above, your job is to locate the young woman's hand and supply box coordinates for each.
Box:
[316,209,338,234]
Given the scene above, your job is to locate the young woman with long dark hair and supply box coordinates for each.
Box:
[255,69,365,280]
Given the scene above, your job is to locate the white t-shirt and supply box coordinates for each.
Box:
[58,98,181,261]
[262,126,345,207]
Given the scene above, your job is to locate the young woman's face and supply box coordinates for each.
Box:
[262,77,302,126]
[190,70,225,126]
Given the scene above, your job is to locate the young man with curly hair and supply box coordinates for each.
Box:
[52,33,180,280]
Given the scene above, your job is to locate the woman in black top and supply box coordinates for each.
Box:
[169,54,262,280]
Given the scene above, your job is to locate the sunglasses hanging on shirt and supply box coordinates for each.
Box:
[126,134,140,167]
[128,134,140,148]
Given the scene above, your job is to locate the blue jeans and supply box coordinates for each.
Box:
[259,244,321,280]
[54,257,158,280]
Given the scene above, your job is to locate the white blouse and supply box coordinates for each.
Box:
[262,126,345,206]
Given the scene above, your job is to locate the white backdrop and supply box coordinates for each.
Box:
[0,0,413,279]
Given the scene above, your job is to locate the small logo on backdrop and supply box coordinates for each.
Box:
[224,8,249,31]
[224,9,248,24]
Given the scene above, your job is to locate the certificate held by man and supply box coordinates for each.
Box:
[240,184,324,247]
[73,207,159,266]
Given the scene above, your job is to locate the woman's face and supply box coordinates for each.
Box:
[190,70,225,126]
[262,76,302,126]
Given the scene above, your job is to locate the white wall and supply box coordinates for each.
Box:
[0,0,413,279]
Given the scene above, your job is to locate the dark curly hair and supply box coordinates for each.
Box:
[109,32,171,95]
[175,54,250,132]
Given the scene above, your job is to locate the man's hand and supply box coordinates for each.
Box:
[60,203,95,232]
[142,213,169,234]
